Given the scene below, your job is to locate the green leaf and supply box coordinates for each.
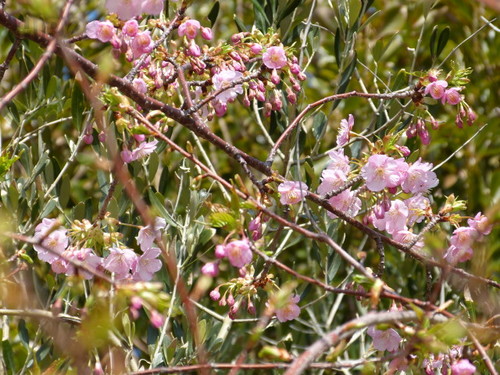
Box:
[71,83,84,130]
[148,191,178,228]
[312,111,327,140]
[23,150,49,189]
[58,174,71,208]
[233,15,248,32]
[252,0,270,31]
[277,0,302,25]
[429,25,438,59]
[2,340,15,374]
[436,26,450,59]
[208,212,236,229]
[207,1,220,27]
[18,319,29,348]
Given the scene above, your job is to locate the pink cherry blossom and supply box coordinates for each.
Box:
[105,0,142,20]
[326,149,350,174]
[327,189,361,219]
[449,227,477,250]
[86,20,116,43]
[424,80,448,99]
[33,219,68,264]
[262,46,287,69]
[336,114,354,146]
[225,239,253,268]
[62,248,103,280]
[361,155,408,192]
[131,139,158,160]
[317,168,347,195]
[275,294,301,322]
[467,212,492,235]
[103,247,137,276]
[401,159,438,194]
[441,88,462,105]
[136,217,167,251]
[278,181,308,205]
[405,195,430,226]
[373,199,408,235]
[131,31,153,59]
[444,245,473,264]
[451,359,476,375]
[212,70,244,103]
[367,326,401,352]
[132,247,162,281]
[122,19,139,37]
[132,77,148,94]
[178,20,201,39]
[141,0,164,15]
[201,261,219,277]
[393,230,423,251]
[121,149,134,163]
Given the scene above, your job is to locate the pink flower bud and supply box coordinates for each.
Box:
[290,63,301,75]
[209,289,221,301]
[201,261,219,277]
[215,244,227,258]
[133,134,146,142]
[150,310,164,329]
[227,294,235,306]
[264,102,272,117]
[213,101,227,117]
[83,134,94,144]
[231,32,245,44]
[250,43,263,54]
[270,69,280,85]
[467,110,477,126]
[201,27,213,41]
[98,132,106,142]
[186,41,201,57]
[247,301,256,315]
[455,114,464,128]
[287,90,297,104]
[297,72,307,81]
[130,296,143,310]
[395,145,411,157]
[248,217,261,232]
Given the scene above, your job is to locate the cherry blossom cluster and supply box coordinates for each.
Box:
[277,114,492,264]
[86,10,304,119]
[202,236,301,322]
[423,347,476,375]
[443,212,492,264]
[408,68,477,144]
[32,217,165,282]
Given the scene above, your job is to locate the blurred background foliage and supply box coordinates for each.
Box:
[0,0,499,373]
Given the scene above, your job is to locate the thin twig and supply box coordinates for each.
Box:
[0,0,75,111]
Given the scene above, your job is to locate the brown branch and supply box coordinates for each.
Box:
[0,0,74,111]
[0,37,21,82]
[129,359,380,374]
[1,8,497,291]
[265,89,415,165]
[284,310,447,375]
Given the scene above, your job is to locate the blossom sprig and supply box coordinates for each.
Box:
[31,216,166,282]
